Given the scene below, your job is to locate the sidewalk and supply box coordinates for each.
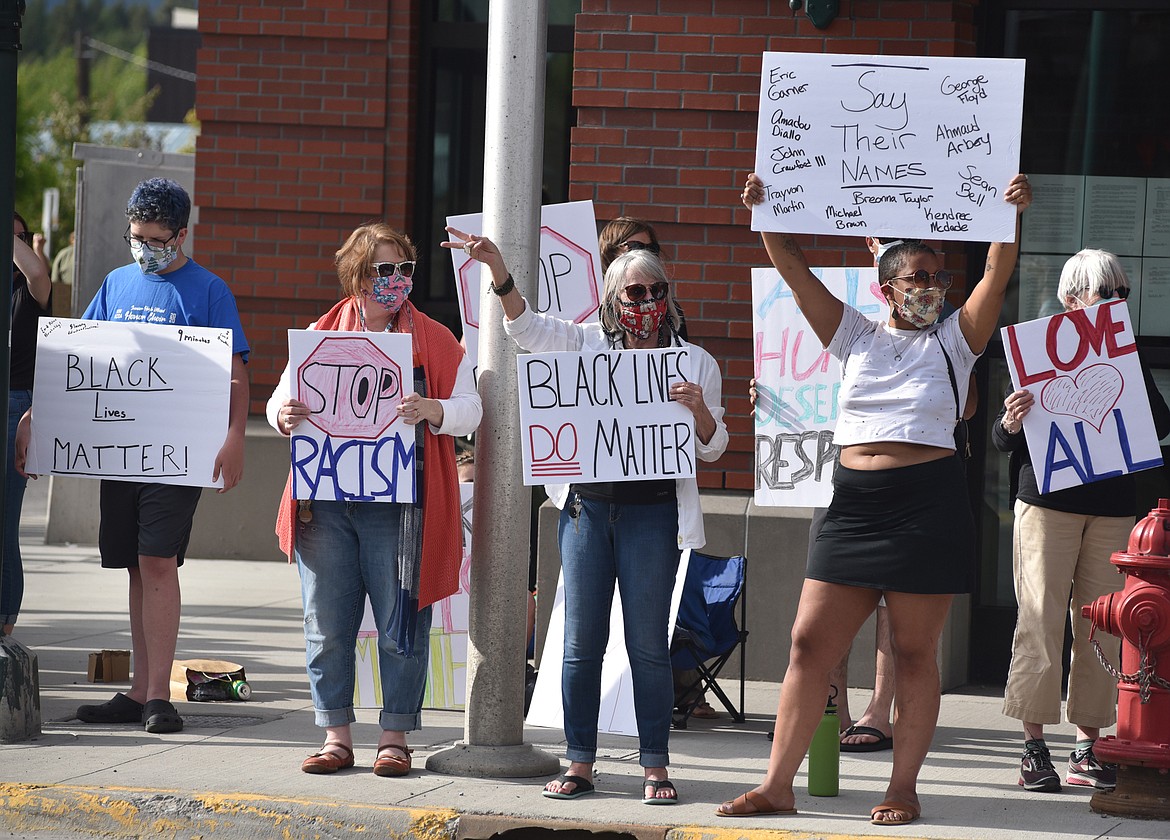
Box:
[1,482,1163,839]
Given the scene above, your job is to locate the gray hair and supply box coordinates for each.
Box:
[1057,249,1129,306]
[598,249,682,336]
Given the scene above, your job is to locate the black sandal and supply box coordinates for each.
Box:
[143,699,184,733]
[76,692,144,724]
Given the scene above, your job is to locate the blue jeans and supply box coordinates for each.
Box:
[295,501,432,731]
[558,496,680,767]
[1,390,32,626]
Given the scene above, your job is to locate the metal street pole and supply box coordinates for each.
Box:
[0,0,42,744]
[426,0,557,778]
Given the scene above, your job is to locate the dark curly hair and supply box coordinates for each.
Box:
[126,178,191,234]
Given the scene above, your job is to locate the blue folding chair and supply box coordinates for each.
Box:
[670,551,748,729]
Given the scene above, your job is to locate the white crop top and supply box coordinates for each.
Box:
[829,304,978,449]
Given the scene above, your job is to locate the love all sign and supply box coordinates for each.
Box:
[1001,300,1163,494]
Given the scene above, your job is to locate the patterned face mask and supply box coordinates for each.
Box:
[363,273,413,313]
[617,298,667,339]
[887,284,945,328]
[130,239,178,274]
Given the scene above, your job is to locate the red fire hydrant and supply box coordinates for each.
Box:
[1081,497,1170,819]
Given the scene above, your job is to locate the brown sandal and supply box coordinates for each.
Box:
[373,743,413,777]
[301,741,354,774]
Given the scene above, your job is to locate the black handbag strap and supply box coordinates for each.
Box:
[932,330,971,459]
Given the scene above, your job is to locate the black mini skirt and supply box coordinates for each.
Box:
[806,456,974,595]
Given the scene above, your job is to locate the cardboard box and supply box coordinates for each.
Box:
[87,650,130,683]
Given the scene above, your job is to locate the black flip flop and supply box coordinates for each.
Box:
[642,778,679,805]
[542,773,595,800]
[840,724,893,752]
[143,699,184,734]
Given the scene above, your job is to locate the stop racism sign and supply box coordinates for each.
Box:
[297,336,404,438]
[288,330,416,503]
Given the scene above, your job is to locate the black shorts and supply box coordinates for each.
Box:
[806,456,974,595]
[98,480,204,569]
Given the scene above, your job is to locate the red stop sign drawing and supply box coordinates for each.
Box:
[297,336,404,438]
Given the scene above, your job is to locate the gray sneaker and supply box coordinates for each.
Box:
[1067,744,1117,791]
[1019,739,1061,792]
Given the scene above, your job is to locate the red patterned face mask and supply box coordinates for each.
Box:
[618,298,667,339]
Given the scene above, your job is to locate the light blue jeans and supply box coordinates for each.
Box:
[295,500,432,731]
[558,495,680,767]
[1,390,32,626]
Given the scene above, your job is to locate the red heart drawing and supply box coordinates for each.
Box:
[1039,364,1124,433]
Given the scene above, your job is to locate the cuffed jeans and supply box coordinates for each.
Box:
[1003,500,1129,729]
[1,390,32,626]
[558,496,680,767]
[295,500,432,731]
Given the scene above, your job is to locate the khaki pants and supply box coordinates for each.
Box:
[1002,500,1128,729]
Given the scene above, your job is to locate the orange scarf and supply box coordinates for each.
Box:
[274,298,465,608]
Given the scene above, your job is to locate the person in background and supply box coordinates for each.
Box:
[994,249,1170,794]
[2,213,52,637]
[269,222,481,777]
[599,217,689,342]
[447,226,727,805]
[728,171,1029,825]
[17,179,251,734]
[50,230,76,318]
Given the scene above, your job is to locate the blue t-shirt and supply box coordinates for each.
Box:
[84,259,250,361]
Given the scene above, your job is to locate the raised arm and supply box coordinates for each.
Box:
[442,226,526,321]
[957,174,1032,354]
[742,174,843,347]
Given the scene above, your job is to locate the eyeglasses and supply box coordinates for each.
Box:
[890,269,953,290]
[622,240,661,256]
[373,260,416,279]
[1097,285,1130,301]
[15,230,33,245]
[123,226,178,251]
[623,281,669,302]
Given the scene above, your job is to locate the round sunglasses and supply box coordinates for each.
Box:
[622,240,661,256]
[623,281,669,302]
[889,269,954,290]
[1096,285,1130,300]
[373,260,417,279]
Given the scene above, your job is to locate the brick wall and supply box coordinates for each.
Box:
[196,1,419,410]
[570,0,981,491]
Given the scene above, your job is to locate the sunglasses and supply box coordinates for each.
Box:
[890,269,953,290]
[622,240,661,256]
[623,281,669,302]
[1097,285,1130,300]
[15,230,33,245]
[373,260,416,279]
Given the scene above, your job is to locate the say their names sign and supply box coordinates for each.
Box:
[1001,300,1162,494]
[27,318,233,488]
[517,348,695,485]
[752,266,889,506]
[288,330,416,502]
[752,52,1024,242]
[449,200,603,377]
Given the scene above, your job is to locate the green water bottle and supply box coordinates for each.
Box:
[807,686,839,796]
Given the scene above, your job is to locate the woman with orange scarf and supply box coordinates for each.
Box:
[268,223,481,777]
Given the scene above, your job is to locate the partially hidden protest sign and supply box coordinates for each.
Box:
[1001,300,1163,494]
[752,267,889,507]
[288,330,415,503]
[517,348,695,486]
[449,200,603,377]
[27,318,232,488]
[752,52,1024,242]
[356,482,473,710]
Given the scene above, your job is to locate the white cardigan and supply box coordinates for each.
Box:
[503,302,728,549]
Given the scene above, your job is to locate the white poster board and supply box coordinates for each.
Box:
[526,550,691,737]
[27,318,232,488]
[1000,300,1162,494]
[752,52,1024,242]
[516,348,695,485]
[287,330,416,503]
[354,483,474,710]
[449,201,603,377]
[752,267,889,507]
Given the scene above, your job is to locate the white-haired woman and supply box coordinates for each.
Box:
[443,226,727,806]
[995,249,1170,794]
